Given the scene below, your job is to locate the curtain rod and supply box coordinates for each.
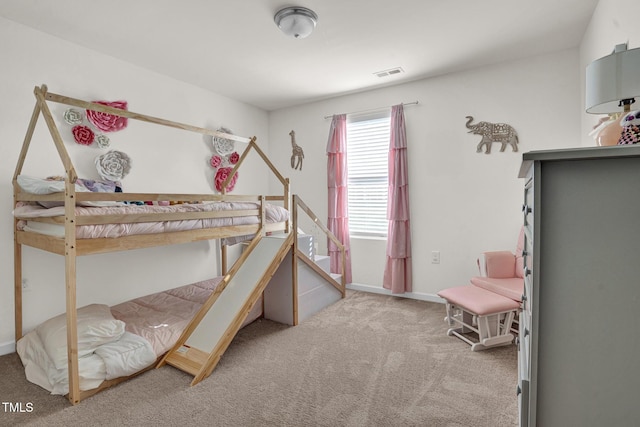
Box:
[323,101,419,120]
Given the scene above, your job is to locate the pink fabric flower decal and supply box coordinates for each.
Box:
[214,167,238,192]
[86,100,128,132]
[72,125,95,145]
[209,128,240,192]
[229,151,239,165]
[210,155,222,168]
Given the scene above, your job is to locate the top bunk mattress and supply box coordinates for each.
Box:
[13,201,289,239]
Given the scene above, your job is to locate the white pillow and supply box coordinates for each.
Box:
[17,175,124,207]
[17,175,89,195]
[35,304,125,370]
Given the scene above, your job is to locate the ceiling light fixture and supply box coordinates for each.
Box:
[274,7,318,39]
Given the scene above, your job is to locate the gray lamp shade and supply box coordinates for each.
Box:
[586,44,640,114]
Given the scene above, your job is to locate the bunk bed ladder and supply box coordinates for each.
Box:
[159,232,294,385]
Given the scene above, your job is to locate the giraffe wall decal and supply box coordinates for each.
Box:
[290,130,304,170]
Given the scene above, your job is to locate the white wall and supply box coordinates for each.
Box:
[4,0,638,354]
[579,0,640,145]
[269,49,582,299]
[0,18,270,351]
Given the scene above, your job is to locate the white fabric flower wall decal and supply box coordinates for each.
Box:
[95,150,132,182]
[63,108,84,125]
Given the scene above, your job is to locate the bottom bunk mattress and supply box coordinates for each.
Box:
[16,277,263,395]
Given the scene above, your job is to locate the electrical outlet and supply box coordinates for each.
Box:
[22,279,31,292]
[431,251,440,264]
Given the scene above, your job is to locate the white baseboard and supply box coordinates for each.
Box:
[347,283,445,304]
[0,340,16,356]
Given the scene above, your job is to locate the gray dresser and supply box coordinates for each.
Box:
[517,145,640,427]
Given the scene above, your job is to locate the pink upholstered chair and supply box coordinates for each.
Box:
[470,227,525,303]
[436,228,526,350]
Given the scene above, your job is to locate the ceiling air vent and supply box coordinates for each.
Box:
[374,67,404,78]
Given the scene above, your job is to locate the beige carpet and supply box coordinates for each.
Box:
[0,290,517,426]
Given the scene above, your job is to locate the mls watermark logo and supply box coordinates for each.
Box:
[2,402,34,413]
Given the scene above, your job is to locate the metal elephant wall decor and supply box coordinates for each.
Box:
[465,116,519,154]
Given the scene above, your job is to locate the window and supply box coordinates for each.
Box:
[346,113,390,237]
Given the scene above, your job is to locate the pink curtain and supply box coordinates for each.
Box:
[383,104,412,294]
[326,114,352,284]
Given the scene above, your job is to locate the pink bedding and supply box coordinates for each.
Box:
[14,201,289,239]
[110,277,262,357]
[16,278,263,394]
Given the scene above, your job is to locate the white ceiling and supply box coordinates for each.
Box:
[0,0,599,111]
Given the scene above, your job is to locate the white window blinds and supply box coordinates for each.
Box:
[346,114,390,237]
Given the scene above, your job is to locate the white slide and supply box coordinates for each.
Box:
[159,233,293,385]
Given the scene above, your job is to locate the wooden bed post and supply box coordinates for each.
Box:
[13,94,42,342]
[292,195,299,325]
[284,178,290,234]
[220,245,228,276]
[34,85,82,404]
[63,177,81,405]
[259,195,266,235]
[14,220,23,342]
[220,174,228,276]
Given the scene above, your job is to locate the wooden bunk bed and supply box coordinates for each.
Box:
[13,85,346,404]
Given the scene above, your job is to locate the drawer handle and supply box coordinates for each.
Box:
[521,294,527,302]
[517,385,522,396]
[524,267,531,276]
[522,204,532,214]
[524,328,530,337]
[521,250,528,257]
[515,337,520,347]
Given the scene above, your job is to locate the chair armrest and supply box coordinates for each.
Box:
[477,251,516,278]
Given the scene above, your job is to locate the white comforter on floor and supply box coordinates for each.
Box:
[17,330,156,395]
